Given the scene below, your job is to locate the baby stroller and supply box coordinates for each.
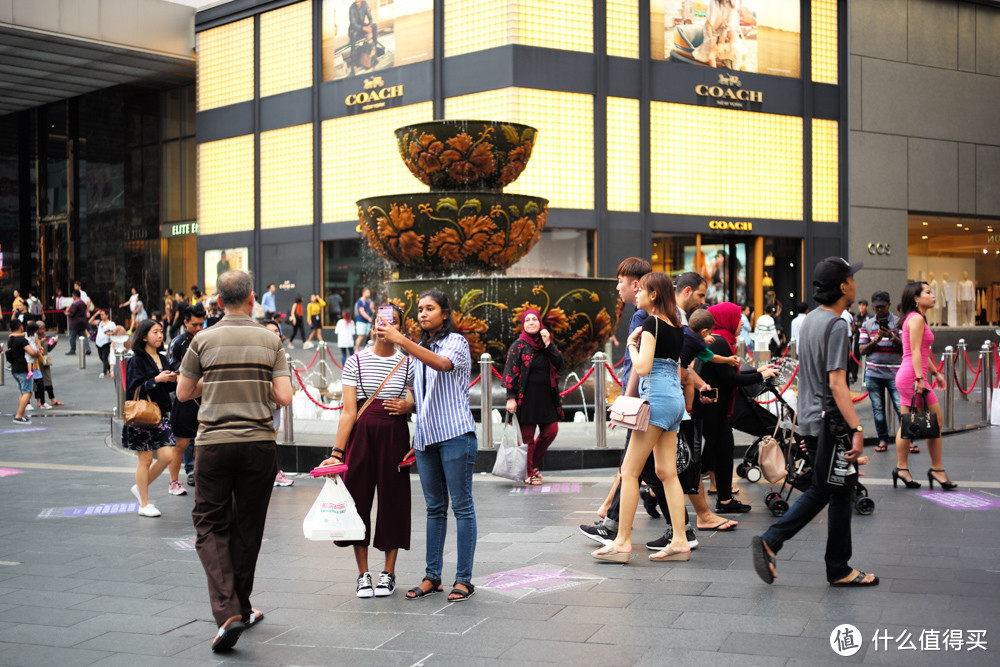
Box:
[731,371,875,517]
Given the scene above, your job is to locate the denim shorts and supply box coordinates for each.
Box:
[638,358,686,432]
[12,372,32,394]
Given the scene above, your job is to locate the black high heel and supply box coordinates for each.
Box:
[891,467,921,489]
[928,469,957,491]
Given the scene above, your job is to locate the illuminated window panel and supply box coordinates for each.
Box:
[650,103,802,220]
[812,119,839,223]
[198,135,255,234]
[811,0,838,84]
[197,18,254,111]
[607,97,639,212]
[321,102,434,223]
[260,124,313,230]
[607,0,638,58]
[260,1,313,98]
[445,88,594,210]
[444,1,593,56]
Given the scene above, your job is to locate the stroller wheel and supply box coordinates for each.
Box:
[770,499,789,517]
[855,497,875,515]
[746,467,762,483]
[765,492,779,505]
[736,462,749,478]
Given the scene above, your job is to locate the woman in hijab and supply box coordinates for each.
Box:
[695,303,779,514]
[502,309,565,484]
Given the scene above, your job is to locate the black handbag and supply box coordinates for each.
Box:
[813,317,858,496]
[677,419,702,495]
[900,390,940,440]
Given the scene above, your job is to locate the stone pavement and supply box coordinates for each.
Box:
[0,350,999,665]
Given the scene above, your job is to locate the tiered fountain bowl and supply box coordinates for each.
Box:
[357,120,619,368]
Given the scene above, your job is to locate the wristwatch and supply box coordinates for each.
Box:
[853,425,863,433]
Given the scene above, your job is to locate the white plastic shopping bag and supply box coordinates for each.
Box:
[302,476,366,541]
[991,394,1000,427]
[491,415,528,483]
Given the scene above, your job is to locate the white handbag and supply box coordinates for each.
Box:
[302,476,366,541]
[491,414,528,483]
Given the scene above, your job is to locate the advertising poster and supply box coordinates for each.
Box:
[652,0,800,78]
[322,0,434,81]
[683,242,747,305]
[204,247,248,297]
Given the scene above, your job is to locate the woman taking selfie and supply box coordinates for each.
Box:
[502,308,564,485]
[316,304,414,598]
[378,291,477,601]
[122,320,177,517]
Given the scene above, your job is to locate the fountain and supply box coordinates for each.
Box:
[357,120,620,368]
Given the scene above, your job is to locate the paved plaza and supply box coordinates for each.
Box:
[0,351,998,666]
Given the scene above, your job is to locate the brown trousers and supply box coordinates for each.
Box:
[192,441,276,626]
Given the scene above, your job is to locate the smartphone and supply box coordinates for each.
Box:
[699,388,718,400]
[376,305,394,338]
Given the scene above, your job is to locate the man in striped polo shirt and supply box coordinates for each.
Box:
[858,290,902,453]
[177,270,292,653]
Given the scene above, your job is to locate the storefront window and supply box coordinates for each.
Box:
[322,239,381,325]
[652,233,749,306]
[908,214,1000,326]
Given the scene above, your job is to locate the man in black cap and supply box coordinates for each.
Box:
[858,290,902,453]
[751,257,878,588]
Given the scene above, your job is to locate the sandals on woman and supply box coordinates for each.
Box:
[909,443,920,454]
[874,442,888,452]
[405,577,443,600]
[448,582,475,601]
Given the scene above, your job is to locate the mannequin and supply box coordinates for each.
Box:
[942,272,956,327]
[927,272,939,325]
[958,271,975,326]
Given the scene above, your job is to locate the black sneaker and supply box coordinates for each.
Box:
[646,528,699,550]
[578,522,616,546]
[374,571,395,597]
[356,572,374,598]
[716,498,752,513]
[639,486,660,518]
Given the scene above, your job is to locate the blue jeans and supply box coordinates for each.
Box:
[415,432,477,584]
[865,375,900,443]
[761,436,853,582]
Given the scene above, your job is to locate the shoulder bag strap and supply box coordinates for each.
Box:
[819,315,843,417]
[644,317,659,402]
[355,354,409,421]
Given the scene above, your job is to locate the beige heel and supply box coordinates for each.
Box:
[649,546,690,562]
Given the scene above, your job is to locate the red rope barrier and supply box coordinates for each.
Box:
[559,365,595,397]
[962,348,982,374]
[604,363,623,387]
[325,344,344,370]
[291,367,343,410]
[469,373,481,388]
[754,364,798,404]
[953,368,982,396]
[851,391,870,403]
[849,350,862,366]
[491,366,504,380]
[302,347,321,370]
[613,355,625,368]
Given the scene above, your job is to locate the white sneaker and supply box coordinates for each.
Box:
[25,405,33,411]
[98,372,106,378]
[303,342,314,349]
[168,480,187,496]
[40,403,52,409]
[137,503,161,518]
[130,484,142,504]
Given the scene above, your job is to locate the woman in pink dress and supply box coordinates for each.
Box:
[893,282,956,490]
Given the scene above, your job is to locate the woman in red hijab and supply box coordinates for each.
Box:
[696,302,779,513]
[502,309,565,484]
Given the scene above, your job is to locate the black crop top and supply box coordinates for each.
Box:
[641,316,684,360]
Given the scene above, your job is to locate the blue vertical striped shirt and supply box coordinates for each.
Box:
[412,332,475,449]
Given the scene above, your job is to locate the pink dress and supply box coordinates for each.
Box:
[896,312,937,406]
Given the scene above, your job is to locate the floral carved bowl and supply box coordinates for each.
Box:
[395,120,537,192]
[356,193,548,273]
[386,277,621,369]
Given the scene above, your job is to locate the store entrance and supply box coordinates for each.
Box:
[651,233,750,306]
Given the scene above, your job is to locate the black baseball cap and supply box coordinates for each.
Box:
[870,290,891,307]
[812,256,863,291]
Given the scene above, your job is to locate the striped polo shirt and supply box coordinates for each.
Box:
[180,313,290,446]
[858,312,903,380]
[412,332,475,450]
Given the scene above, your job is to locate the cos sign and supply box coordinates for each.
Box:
[867,242,892,256]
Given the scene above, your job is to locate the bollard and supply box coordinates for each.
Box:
[480,353,493,449]
[736,338,747,363]
[283,353,295,443]
[981,342,992,424]
[0,343,4,386]
[114,349,132,419]
[887,396,897,436]
[957,339,968,401]
[317,341,329,388]
[943,346,955,431]
[78,336,86,369]
[593,352,607,449]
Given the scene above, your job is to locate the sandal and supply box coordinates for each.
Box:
[751,536,776,585]
[874,442,888,452]
[909,443,919,454]
[243,608,264,628]
[524,476,542,486]
[830,570,879,587]
[448,581,475,601]
[405,577,443,600]
[211,616,245,653]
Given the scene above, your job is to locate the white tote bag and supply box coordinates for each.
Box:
[991,393,1000,427]
[302,476,366,541]
[491,415,528,483]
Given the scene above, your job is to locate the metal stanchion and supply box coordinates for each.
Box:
[109,335,131,418]
[957,339,968,401]
[736,339,747,363]
[78,336,86,369]
[981,342,992,424]
[943,346,955,431]
[593,352,607,449]
[752,335,771,367]
[0,343,5,386]
[317,341,329,388]
[887,397,897,436]
[283,352,295,443]
[480,353,493,449]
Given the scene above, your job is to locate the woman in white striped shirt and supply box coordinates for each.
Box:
[378,290,478,602]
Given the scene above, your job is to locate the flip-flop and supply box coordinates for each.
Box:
[751,536,776,585]
[874,442,888,452]
[211,617,245,653]
[909,444,919,453]
[830,571,879,587]
[649,546,691,562]
[699,519,738,532]
[244,609,264,628]
[592,545,631,563]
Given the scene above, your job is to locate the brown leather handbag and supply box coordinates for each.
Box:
[124,388,162,428]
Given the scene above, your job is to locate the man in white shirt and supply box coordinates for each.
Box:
[118,288,139,330]
[790,301,808,342]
